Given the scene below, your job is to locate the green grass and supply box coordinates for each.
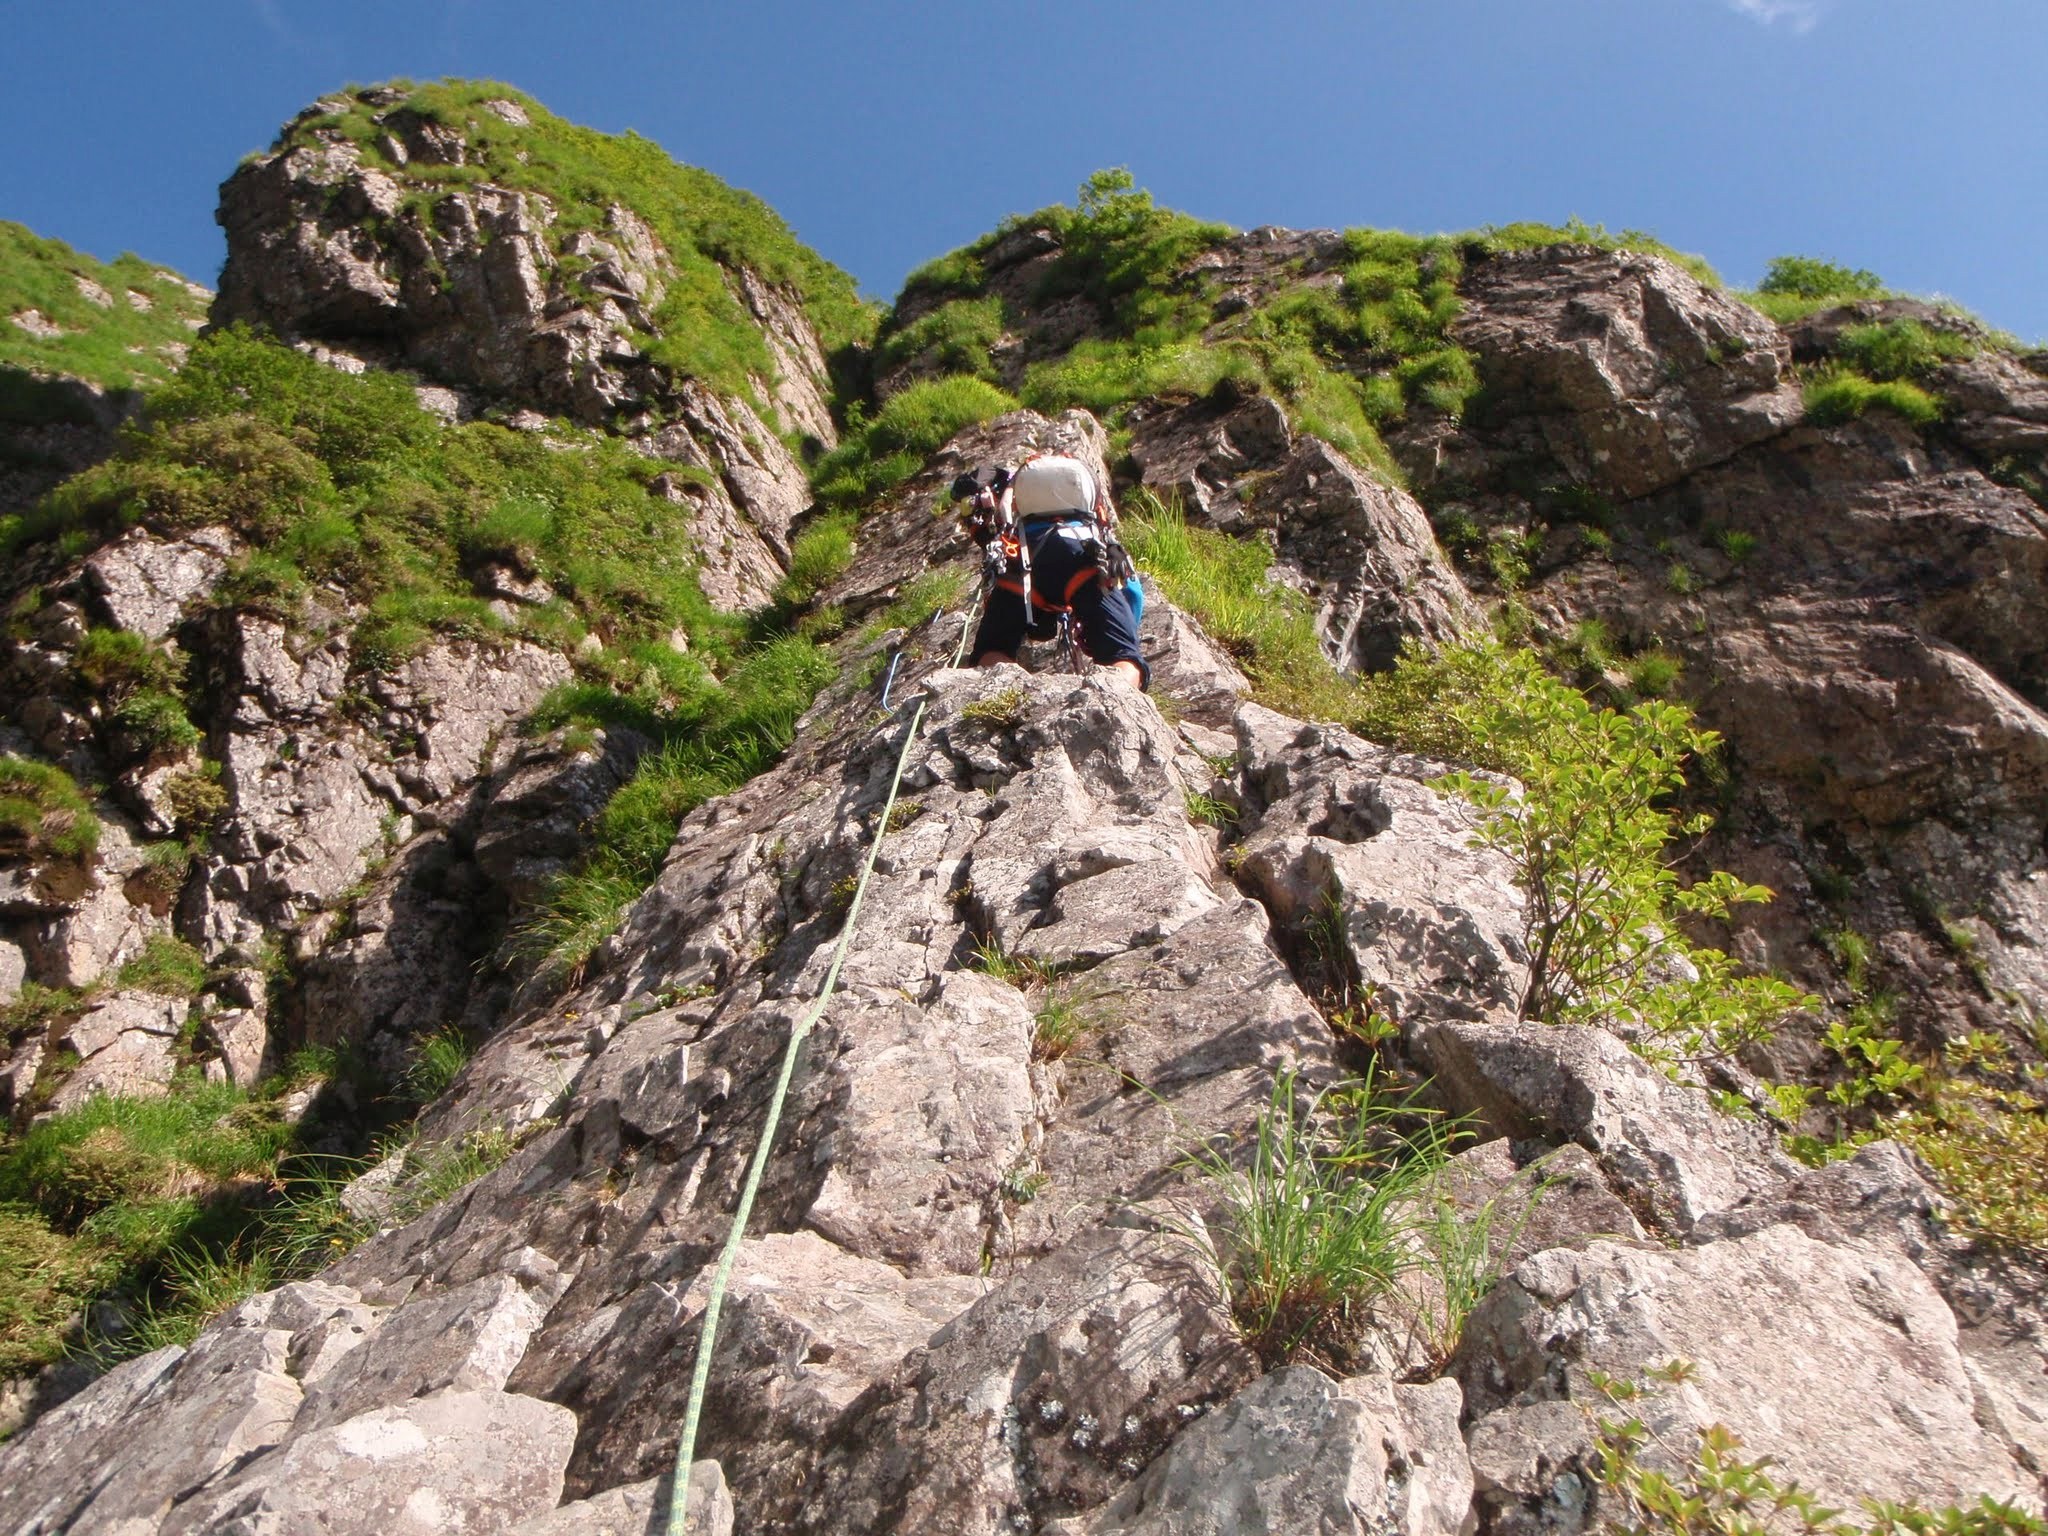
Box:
[9,327,734,673]
[1184,1068,1453,1366]
[282,81,876,406]
[1804,367,1943,427]
[1470,218,1722,286]
[115,935,208,998]
[0,754,101,863]
[774,512,858,608]
[0,221,207,393]
[1122,493,1355,722]
[401,1026,473,1102]
[871,295,1006,383]
[516,632,837,976]
[811,374,1018,510]
[1834,318,1977,380]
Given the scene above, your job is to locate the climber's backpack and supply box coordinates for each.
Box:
[1003,454,1146,632]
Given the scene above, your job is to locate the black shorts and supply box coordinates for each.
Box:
[973,525,1149,688]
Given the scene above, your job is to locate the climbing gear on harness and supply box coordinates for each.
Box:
[952,453,1144,671]
[666,596,983,1536]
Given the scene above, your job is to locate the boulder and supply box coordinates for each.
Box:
[1053,1367,1472,1536]
[81,527,234,639]
[1452,1224,2037,1530]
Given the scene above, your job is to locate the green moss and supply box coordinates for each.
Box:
[279,81,877,404]
[775,512,857,608]
[114,935,209,999]
[0,222,208,394]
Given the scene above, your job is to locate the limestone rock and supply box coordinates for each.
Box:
[1057,1367,1472,1536]
[168,1387,577,1535]
[1452,1224,2037,1529]
[81,527,234,639]
[789,1221,1257,1535]
[1412,1016,1790,1232]
[509,1463,734,1536]
[48,990,187,1110]
[1454,245,1802,500]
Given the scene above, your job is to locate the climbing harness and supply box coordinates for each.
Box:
[953,454,1143,677]
[665,593,982,1536]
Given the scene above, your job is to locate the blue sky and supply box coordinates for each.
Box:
[5,0,2044,338]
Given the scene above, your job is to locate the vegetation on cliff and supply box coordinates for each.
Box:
[0,223,207,395]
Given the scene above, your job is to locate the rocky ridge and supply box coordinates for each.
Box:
[0,91,2045,1536]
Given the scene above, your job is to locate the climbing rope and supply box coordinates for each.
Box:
[666,591,983,1535]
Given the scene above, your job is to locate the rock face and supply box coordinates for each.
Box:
[1129,385,1479,673]
[7,140,2048,1535]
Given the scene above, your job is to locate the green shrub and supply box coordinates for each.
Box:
[0,1204,117,1374]
[1804,368,1942,427]
[74,628,182,698]
[1430,645,1812,1071]
[1835,318,1975,380]
[0,754,101,863]
[160,760,228,829]
[113,689,202,753]
[402,1026,473,1103]
[1758,254,1886,301]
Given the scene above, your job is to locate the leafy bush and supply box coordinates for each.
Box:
[0,754,101,863]
[1746,255,1888,325]
[112,689,202,753]
[1804,368,1942,427]
[1429,646,1811,1070]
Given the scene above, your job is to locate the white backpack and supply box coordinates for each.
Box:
[1009,455,1098,519]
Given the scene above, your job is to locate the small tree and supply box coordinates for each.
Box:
[1423,645,1808,1072]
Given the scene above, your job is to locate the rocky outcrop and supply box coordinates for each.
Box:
[1129,385,1480,673]
[211,88,836,612]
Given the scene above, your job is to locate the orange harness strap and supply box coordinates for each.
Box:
[995,563,1098,613]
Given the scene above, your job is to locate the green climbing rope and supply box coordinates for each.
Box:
[667,595,982,1535]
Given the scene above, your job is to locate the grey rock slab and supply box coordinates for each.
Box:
[789,1221,1257,1536]
[1455,245,1802,500]
[803,971,1037,1275]
[1412,1016,1788,1232]
[82,527,233,638]
[1452,1223,2036,1525]
[508,1463,733,1536]
[1137,592,1249,729]
[0,935,27,1003]
[1058,1367,1472,1536]
[1014,857,1220,968]
[170,1387,577,1536]
[0,1328,301,1534]
[292,1271,551,1431]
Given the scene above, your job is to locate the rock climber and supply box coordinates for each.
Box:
[951,453,1149,692]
